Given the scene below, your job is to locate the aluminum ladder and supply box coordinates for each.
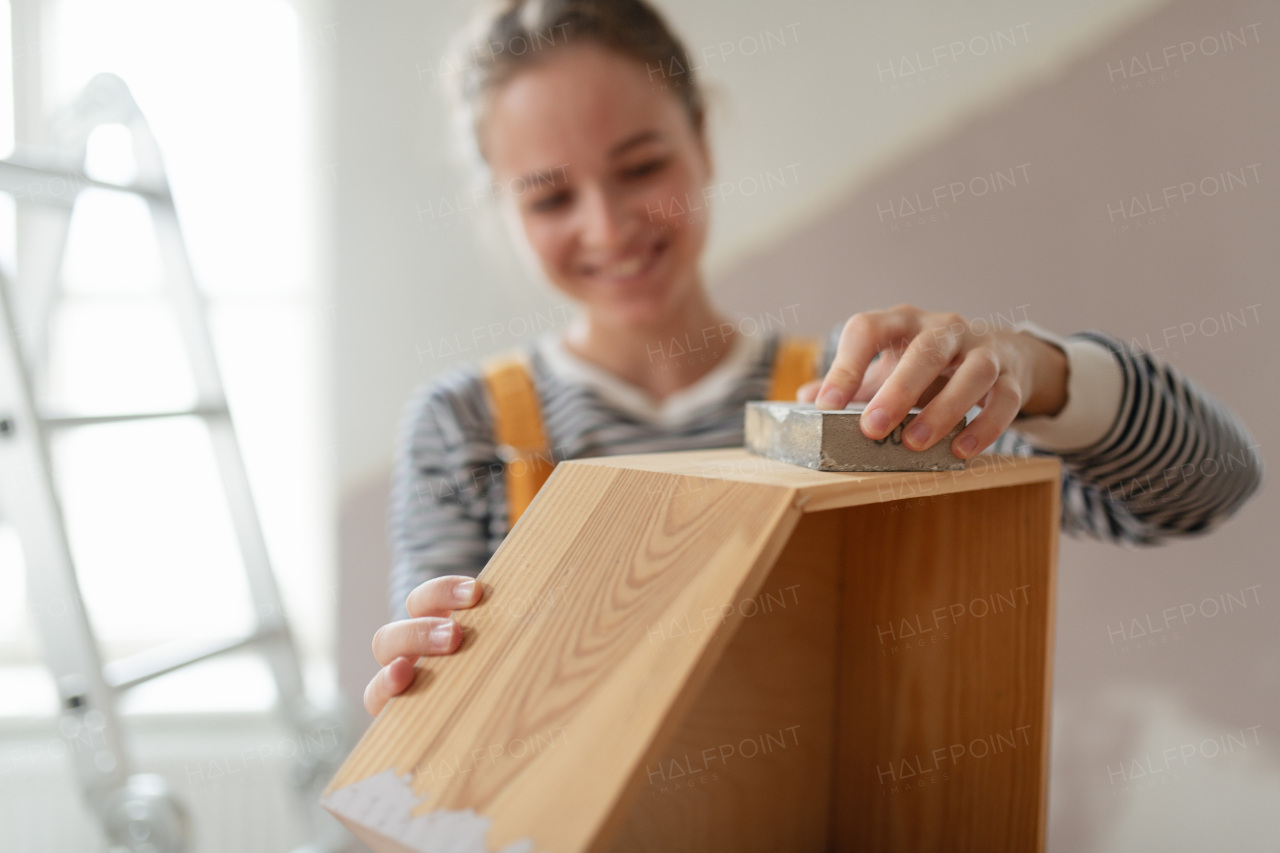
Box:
[0,72,353,853]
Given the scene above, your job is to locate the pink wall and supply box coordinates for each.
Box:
[717,0,1276,847]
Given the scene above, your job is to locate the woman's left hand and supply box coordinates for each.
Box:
[796,304,1069,459]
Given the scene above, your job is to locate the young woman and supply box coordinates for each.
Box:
[365,0,1262,716]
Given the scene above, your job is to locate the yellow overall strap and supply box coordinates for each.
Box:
[767,337,820,402]
[482,352,555,527]
[486,336,818,525]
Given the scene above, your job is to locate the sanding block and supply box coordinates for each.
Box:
[745,401,967,472]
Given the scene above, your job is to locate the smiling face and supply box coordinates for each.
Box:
[481,43,713,332]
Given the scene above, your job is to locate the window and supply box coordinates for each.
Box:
[0,0,332,716]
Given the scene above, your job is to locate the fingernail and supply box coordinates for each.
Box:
[454,580,475,604]
[906,421,931,447]
[430,622,455,649]
[864,408,889,436]
[956,435,977,457]
[817,388,844,410]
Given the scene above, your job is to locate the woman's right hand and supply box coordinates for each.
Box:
[363,575,483,716]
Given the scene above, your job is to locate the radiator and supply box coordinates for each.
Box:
[0,717,323,853]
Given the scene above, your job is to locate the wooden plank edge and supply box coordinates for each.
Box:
[571,450,1061,514]
[1037,478,1062,852]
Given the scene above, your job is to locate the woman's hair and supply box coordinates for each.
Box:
[445,0,705,169]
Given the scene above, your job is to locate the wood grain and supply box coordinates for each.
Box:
[833,482,1059,852]
[323,449,1061,853]
[325,461,805,852]
[607,511,843,852]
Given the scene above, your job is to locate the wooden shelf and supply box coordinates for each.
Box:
[324,448,1060,853]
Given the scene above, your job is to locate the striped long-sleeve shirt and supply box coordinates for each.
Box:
[387,324,1263,619]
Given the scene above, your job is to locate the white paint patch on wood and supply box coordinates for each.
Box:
[322,769,537,853]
